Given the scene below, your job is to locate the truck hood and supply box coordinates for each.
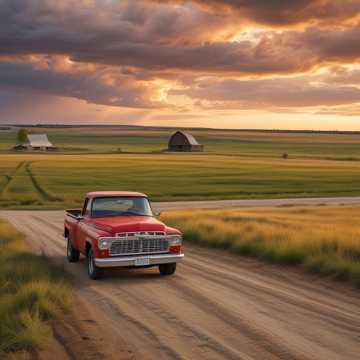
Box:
[90,216,167,235]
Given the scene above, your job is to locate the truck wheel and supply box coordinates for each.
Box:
[87,248,104,280]
[159,263,177,276]
[66,237,80,263]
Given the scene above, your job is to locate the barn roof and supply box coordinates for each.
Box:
[182,132,200,145]
[27,134,54,147]
[173,131,200,145]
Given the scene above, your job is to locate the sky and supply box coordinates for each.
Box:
[1,0,360,130]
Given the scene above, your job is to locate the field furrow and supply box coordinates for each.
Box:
[25,161,63,202]
[0,161,25,197]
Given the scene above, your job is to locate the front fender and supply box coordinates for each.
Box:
[86,237,109,258]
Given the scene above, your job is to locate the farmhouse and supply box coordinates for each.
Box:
[15,134,56,151]
[168,131,204,152]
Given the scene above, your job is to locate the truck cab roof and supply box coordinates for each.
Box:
[86,191,147,199]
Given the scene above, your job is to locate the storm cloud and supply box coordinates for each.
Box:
[1,0,360,120]
[1,0,360,76]
[0,61,160,108]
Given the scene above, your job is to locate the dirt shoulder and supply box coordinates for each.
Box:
[39,295,134,360]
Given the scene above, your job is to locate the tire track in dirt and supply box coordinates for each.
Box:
[188,249,360,311]
[186,255,360,320]
[184,254,360,342]
[164,277,308,360]
[84,287,186,360]
[182,259,360,343]
[101,285,249,360]
[0,161,25,199]
[25,162,63,202]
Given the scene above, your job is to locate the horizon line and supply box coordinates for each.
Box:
[0,123,358,134]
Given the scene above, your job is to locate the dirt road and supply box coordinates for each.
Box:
[1,210,360,360]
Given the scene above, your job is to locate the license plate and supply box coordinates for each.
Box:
[135,257,150,266]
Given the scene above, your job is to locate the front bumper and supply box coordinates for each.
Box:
[94,253,184,268]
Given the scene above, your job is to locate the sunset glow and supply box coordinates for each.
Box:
[2,0,360,129]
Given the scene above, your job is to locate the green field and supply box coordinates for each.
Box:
[2,126,360,159]
[1,126,360,209]
[0,153,360,209]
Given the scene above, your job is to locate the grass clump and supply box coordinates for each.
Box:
[0,220,70,357]
[161,205,360,287]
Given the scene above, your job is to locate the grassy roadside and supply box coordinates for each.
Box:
[0,220,70,358]
[161,205,360,287]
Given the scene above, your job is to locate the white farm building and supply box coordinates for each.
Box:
[27,134,54,149]
[15,134,56,151]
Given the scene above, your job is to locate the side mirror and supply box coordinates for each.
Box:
[155,210,161,217]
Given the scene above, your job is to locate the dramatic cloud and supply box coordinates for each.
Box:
[151,0,360,26]
[172,77,360,109]
[1,0,360,127]
[2,0,360,76]
[0,60,162,108]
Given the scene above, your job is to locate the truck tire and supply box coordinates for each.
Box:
[159,263,177,276]
[87,248,104,280]
[66,237,80,263]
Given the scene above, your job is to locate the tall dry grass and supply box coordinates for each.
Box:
[0,220,70,357]
[161,205,360,286]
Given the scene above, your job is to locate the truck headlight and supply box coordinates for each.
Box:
[98,237,112,250]
[167,234,182,246]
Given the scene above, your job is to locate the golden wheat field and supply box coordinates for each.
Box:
[161,205,360,286]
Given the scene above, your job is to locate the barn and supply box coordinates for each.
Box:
[14,134,56,151]
[168,131,204,152]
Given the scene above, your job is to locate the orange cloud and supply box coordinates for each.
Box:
[150,0,360,27]
[1,0,360,127]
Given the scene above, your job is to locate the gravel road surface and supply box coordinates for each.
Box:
[1,200,360,359]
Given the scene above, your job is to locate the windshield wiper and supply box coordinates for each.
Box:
[121,211,149,216]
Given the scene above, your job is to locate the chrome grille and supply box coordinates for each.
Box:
[110,231,169,256]
[116,231,166,238]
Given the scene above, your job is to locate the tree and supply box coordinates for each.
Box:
[17,128,28,143]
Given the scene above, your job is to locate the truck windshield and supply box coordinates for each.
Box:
[92,197,153,217]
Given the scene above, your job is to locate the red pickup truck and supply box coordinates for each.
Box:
[64,191,184,279]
